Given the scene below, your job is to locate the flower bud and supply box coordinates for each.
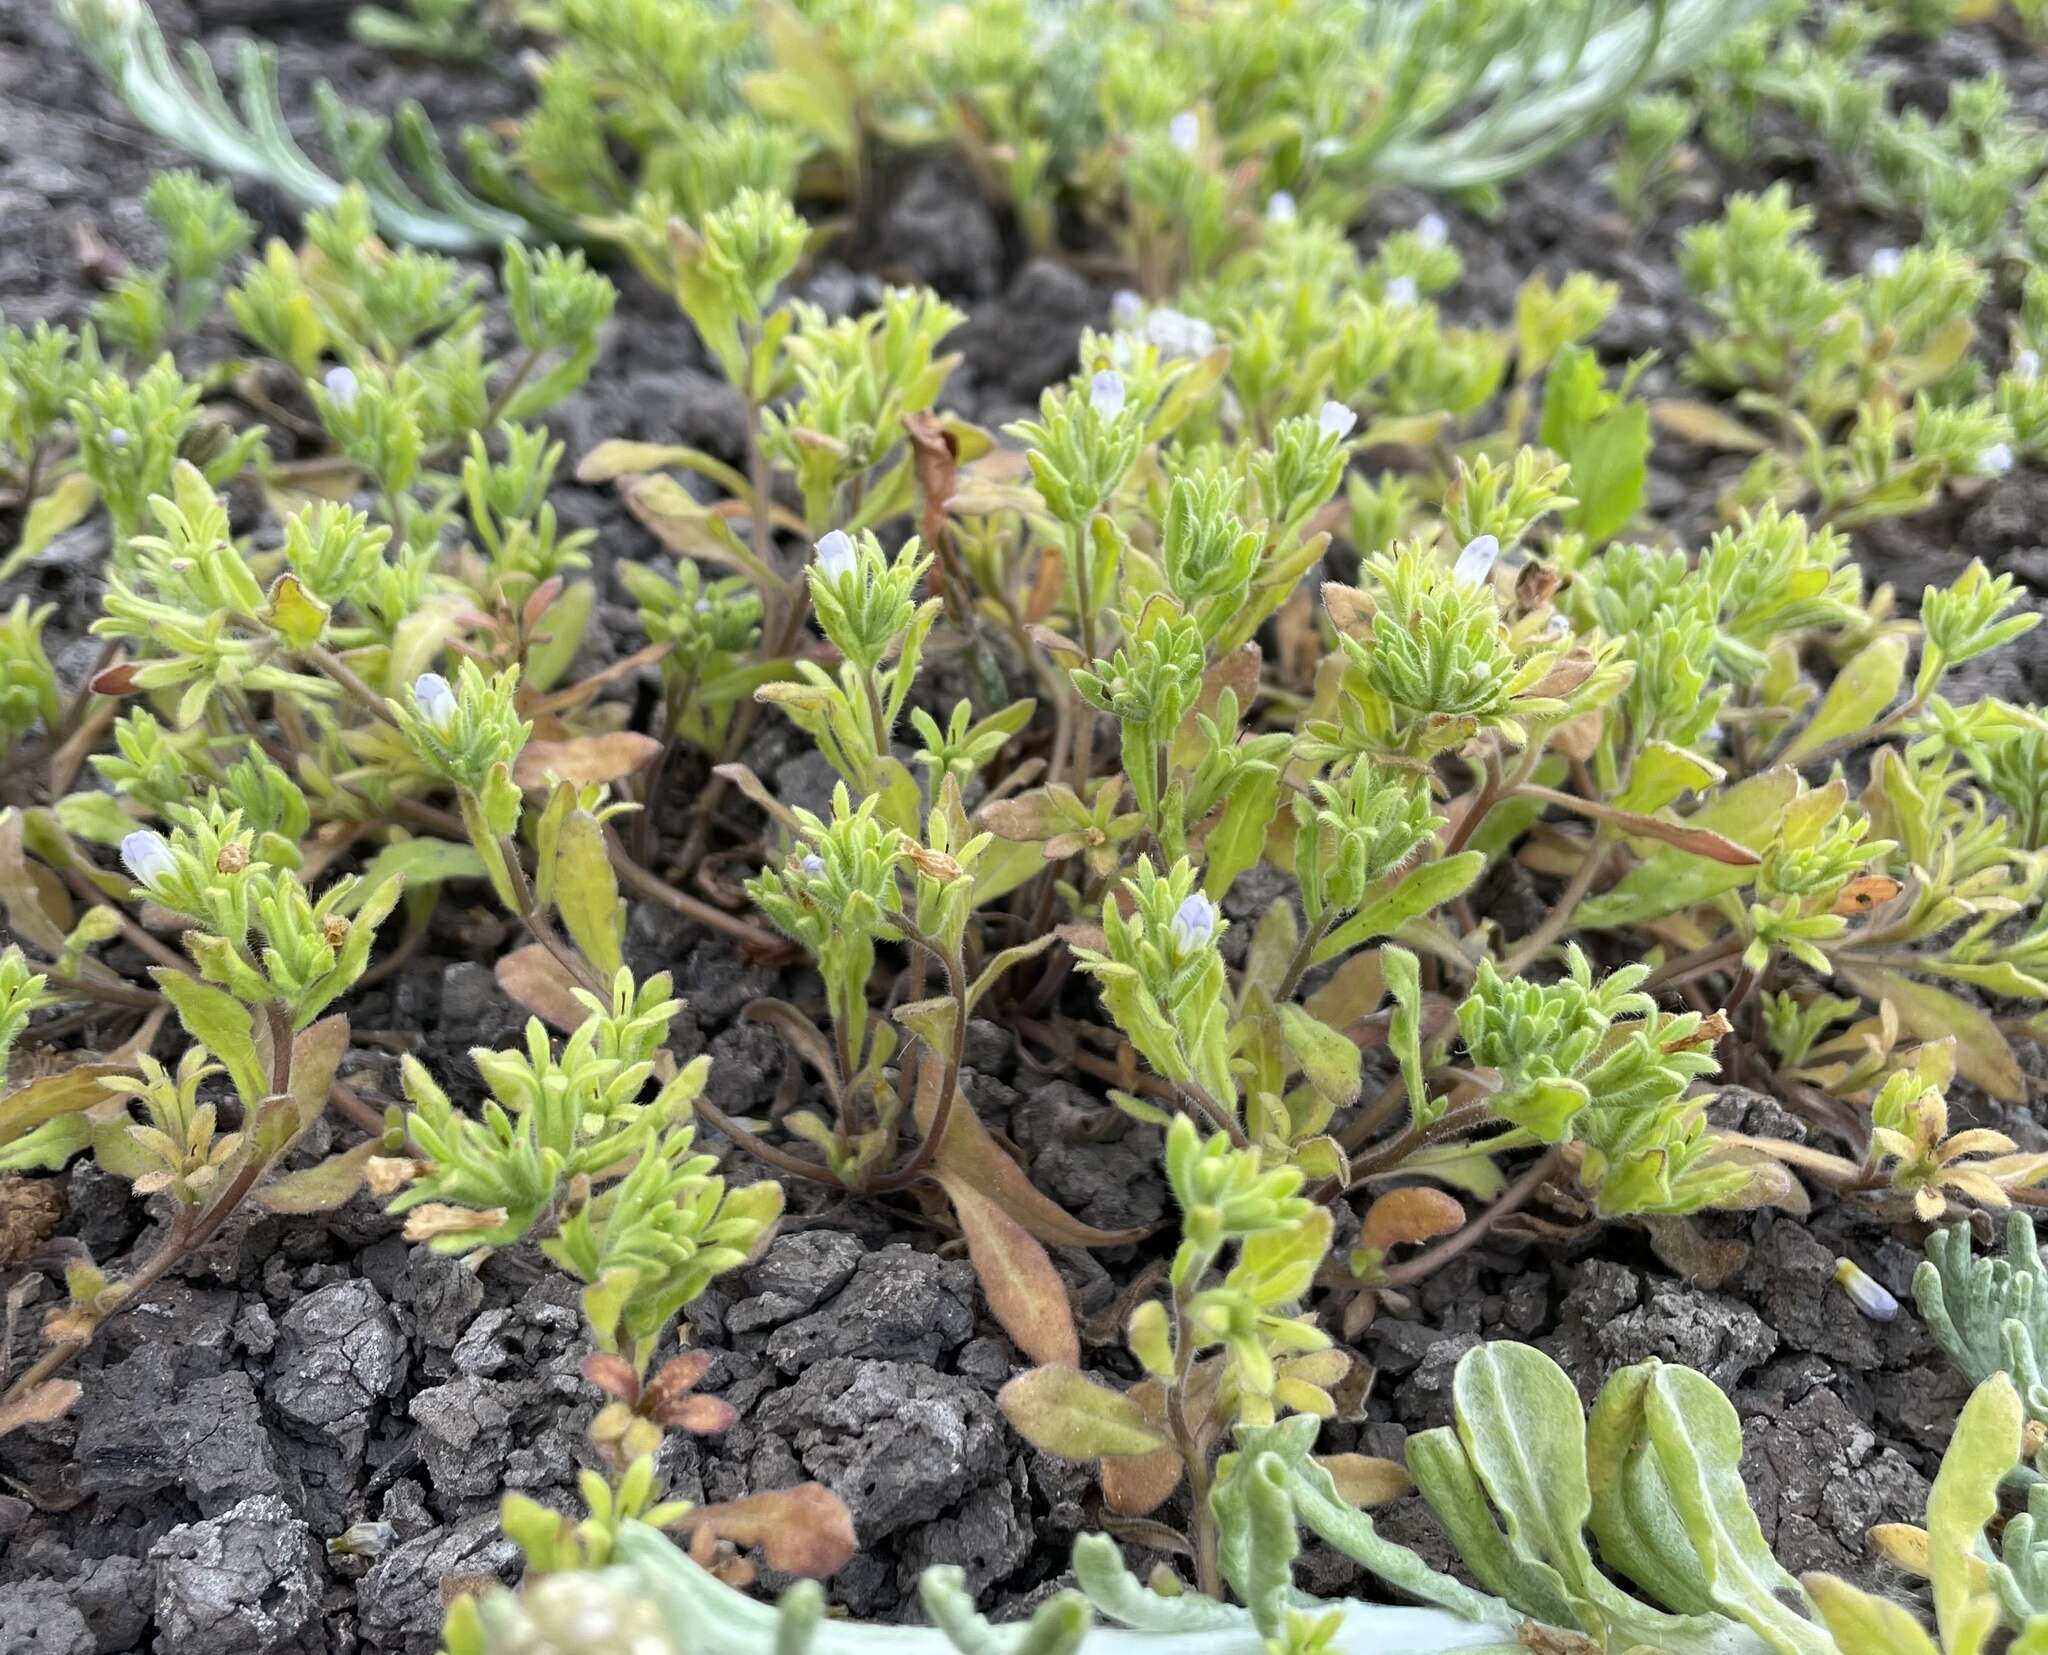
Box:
[412,672,458,730]
[324,365,359,411]
[814,529,857,581]
[1090,369,1127,419]
[1833,1257,1898,1322]
[799,852,825,877]
[215,841,250,875]
[1170,890,1218,952]
[1266,191,1297,223]
[1452,534,1500,586]
[109,427,130,450]
[1415,212,1448,248]
[1109,289,1144,329]
[120,829,174,889]
[1169,111,1199,154]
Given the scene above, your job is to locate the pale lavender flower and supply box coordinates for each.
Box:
[1169,890,1218,951]
[1384,275,1418,308]
[1266,191,1297,223]
[1416,212,1448,248]
[1090,370,1127,419]
[1452,534,1500,586]
[120,829,175,889]
[1110,289,1145,329]
[109,427,129,450]
[1980,442,2016,477]
[413,672,458,730]
[1868,247,1902,278]
[1169,111,1200,154]
[1834,1258,1899,1322]
[1142,307,1217,359]
[800,853,825,877]
[1319,401,1357,441]
[324,365,360,410]
[2017,349,2042,383]
[814,529,858,580]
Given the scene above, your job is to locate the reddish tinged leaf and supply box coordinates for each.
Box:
[936,1170,1079,1368]
[582,1352,639,1402]
[678,1484,857,1579]
[661,1394,739,1435]
[1361,1187,1466,1253]
[0,1379,81,1438]
[1833,875,1905,916]
[513,732,662,790]
[997,1365,1170,1459]
[1099,1383,1182,1515]
[89,662,142,697]
[917,1066,1148,1249]
[494,944,584,1031]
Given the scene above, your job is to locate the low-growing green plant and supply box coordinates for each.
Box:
[442,1339,2048,1655]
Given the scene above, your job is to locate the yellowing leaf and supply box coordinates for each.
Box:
[0,473,97,583]
[1362,1187,1465,1253]
[937,1170,1079,1369]
[997,1365,1169,1459]
[513,732,661,790]
[554,809,623,980]
[1842,969,2025,1104]
[1780,636,1907,765]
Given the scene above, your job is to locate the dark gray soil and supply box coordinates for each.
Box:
[0,4,2042,1651]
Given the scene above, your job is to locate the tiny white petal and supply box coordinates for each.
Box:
[1544,612,1572,638]
[1169,891,1218,951]
[1383,274,1418,308]
[1169,111,1200,154]
[109,427,130,450]
[1702,721,1726,744]
[1266,191,1297,223]
[1452,534,1500,586]
[1318,401,1357,441]
[413,671,458,729]
[324,365,359,410]
[1834,1258,1899,1322]
[2016,349,2042,383]
[1142,307,1217,360]
[1109,288,1144,328]
[1415,212,1448,248]
[799,853,825,877]
[814,529,858,580]
[1089,370,1127,419]
[1868,247,1902,278]
[120,829,175,888]
[1979,442,2016,477]
[694,597,712,614]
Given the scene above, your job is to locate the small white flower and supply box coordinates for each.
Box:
[799,853,825,877]
[1383,274,1418,308]
[1318,401,1357,441]
[2016,349,2042,383]
[1544,612,1572,639]
[814,529,858,580]
[1090,370,1127,419]
[1169,111,1200,154]
[1266,191,1297,223]
[694,597,712,614]
[1702,721,1726,745]
[1979,442,2016,477]
[109,427,130,450]
[1834,1258,1899,1323]
[1415,212,1448,248]
[1169,890,1218,952]
[1452,534,1500,586]
[1868,246,1902,278]
[413,672,458,730]
[324,365,359,410]
[1109,288,1144,329]
[1142,307,1218,360]
[120,829,175,889]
